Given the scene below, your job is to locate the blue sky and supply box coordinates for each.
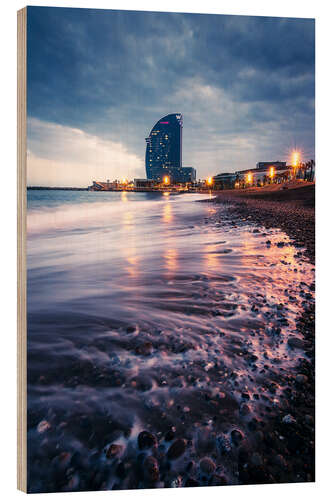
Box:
[27,7,315,186]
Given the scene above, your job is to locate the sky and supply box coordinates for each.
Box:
[27,7,315,187]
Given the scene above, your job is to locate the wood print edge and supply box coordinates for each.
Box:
[17,6,27,493]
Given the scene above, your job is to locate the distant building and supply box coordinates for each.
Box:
[90,180,117,191]
[236,163,291,185]
[134,178,155,188]
[213,172,237,189]
[256,161,286,169]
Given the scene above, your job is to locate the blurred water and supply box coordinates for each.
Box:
[26,190,314,492]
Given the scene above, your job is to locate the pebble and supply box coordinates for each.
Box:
[231,429,244,446]
[167,438,186,459]
[200,457,216,475]
[296,374,308,384]
[37,420,51,433]
[143,456,159,482]
[282,414,296,425]
[138,431,158,450]
[106,443,123,458]
[287,337,304,349]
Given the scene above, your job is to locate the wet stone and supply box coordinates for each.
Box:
[138,431,158,450]
[167,438,187,460]
[106,443,123,458]
[143,456,159,482]
[200,457,216,475]
[231,429,244,446]
[296,374,308,384]
[37,420,51,433]
[288,337,304,349]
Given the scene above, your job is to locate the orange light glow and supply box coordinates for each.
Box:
[291,151,300,167]
[269,167,275,178]
[163,176,170,185]
[206,177,213,186]
[246,173,253,184]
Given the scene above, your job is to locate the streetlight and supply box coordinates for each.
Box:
[206,176,213,187]
[246,172,253,185]
[291,151,300,168]
[163,176,170,185]
[269,166,275,181]
[291,151,300,179]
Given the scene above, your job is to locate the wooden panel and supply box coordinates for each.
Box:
[17,6,27,493]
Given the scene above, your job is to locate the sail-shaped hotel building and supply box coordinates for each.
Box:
[145,114,195,183]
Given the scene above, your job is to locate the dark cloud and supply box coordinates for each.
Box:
[27,7,315,177]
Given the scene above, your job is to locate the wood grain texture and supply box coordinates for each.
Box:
[17,6,27,493]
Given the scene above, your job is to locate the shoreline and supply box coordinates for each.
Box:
[211,181,315,265]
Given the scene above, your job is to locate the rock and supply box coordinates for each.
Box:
[106,443,123,458]
[138,431,158,450]
[231,429,244,446]
[287,337,304,349]
[282,414,296,425]
[167,438,186,459]
[296,374,308,384]
[143,456,159,482]
[37,420,51,433]
[170,476,183,488]
[200,457,216,475]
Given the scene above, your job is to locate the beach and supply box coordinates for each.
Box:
[26,187,315,492]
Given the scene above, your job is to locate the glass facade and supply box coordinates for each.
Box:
[145,113,183,183]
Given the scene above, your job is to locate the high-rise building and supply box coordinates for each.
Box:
[145,113,183,183]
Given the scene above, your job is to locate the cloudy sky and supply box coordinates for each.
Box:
[27,7,315,186]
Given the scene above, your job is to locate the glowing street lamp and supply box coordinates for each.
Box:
[246,172,253,184]
[269,166,275,179]
[206,176,213,187]
[163,176,170,185]
[291,150,300,179]
[291,151,300,168]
